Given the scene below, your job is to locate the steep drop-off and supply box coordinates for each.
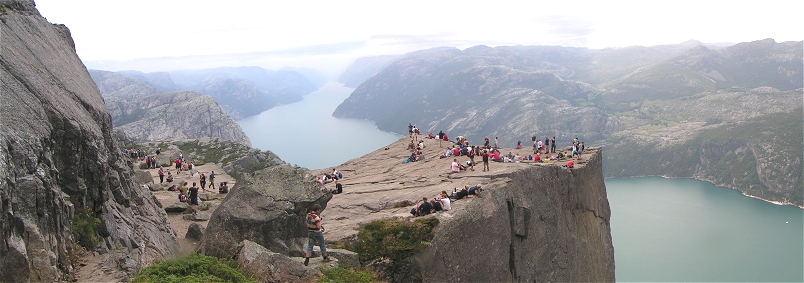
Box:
[0,1,177,281]
[306,137,614,281]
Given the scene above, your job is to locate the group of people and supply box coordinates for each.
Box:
[317,168,344,194]
[532,134,557,154]
[410,184,484,216]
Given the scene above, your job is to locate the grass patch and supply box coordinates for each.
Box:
[132,253,256,283]
[200,203,211,211]
[72,206,101,250]
[341,217,439,262]
[320,267,377,283]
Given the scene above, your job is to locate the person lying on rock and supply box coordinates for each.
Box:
[451,186,470,200]
[468,184,483,197]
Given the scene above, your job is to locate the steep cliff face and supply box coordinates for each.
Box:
[421,150,614,282]
[0,1,178,281]
[301,137,614,281]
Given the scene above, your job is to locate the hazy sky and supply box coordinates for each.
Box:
[34,0,801,73]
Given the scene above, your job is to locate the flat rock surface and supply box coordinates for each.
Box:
[311,137,592,241]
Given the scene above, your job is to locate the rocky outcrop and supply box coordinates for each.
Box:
[110,91,252,146]
[0,1,178,281]
[235,240,322,283]
[421,149,613,282]
[197,165,332,258]
[303,137,614,281]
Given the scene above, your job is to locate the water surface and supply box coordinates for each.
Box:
[238,81,400,170]
[607,177,803,282]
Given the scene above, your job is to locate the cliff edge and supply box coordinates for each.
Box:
[309,137,614,281]
[1,1,178,281]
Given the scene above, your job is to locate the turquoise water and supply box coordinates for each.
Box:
[238,81,400,170]
[238,83,803,281]
[607,177,803,282]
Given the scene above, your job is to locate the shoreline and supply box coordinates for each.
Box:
[604,174,804,210]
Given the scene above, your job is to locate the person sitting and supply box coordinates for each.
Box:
[331,180,343,194]
[428,133,434,139]
[439,191,451,211]
[166,172,174,183]
[452,146,461,157]
[417,140,425,150]
[516,140,523,149]
[557,152,566,160]
[219,182,229,194]
[491,150,502,162]
[468,184,483,197]
[407,140,416,150]
[416,197,432,216]
[550,155,558,161]
[451,159,465,173]
[567,160,575,168]
[534,153,541,162]
[430,199,443,213]
[167,184,178,191]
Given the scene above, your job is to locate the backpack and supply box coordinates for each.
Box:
[305,213,318,230]
[179,193,188,202]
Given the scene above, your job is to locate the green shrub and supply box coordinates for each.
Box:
[72,206,101,250]
[344,217,439,262]
[133,253,256,283]
[320,267,376,283]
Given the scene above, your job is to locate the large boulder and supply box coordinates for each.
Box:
[236,240,322,283]
[164,202,190,213]
[197,165,331,258]
[134,170,153,184]
[186,223,205,241]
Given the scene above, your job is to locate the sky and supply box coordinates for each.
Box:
[34,0,802,74]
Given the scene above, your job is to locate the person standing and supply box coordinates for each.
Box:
[304,204,329,266]
[551,136,556,153]
[158,166,165,183]
[494,137,498,149]
[199,173,207,191]
[209,171,216,191]
[408,123,414,138]
[189,182,199,215]
[482,149,490,172]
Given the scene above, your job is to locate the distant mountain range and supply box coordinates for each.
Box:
[90,70,251,146]
[333,39,803,206]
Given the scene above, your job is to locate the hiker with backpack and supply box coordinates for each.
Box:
[304,204,330,266]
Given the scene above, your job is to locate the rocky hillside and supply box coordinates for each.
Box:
[337,54,400,87]
[334,40,803,207]
[168,66,317,120]
[0,1,178,281]
[91,70,252,146]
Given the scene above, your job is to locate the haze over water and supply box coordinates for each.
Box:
[238,82,400,170]
[239,84,803,282]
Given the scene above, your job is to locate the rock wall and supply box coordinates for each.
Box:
[0,1,178,281]
[420,151,615,282]
[198,165,331,258]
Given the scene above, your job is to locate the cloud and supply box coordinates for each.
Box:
[532,15,594,46]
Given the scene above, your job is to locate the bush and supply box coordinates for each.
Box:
[73,206,101,250]
[320,267,376,283]
[344,217,439,262]
[133,253,256,283]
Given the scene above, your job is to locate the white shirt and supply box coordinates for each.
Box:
[440,197,451,211]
